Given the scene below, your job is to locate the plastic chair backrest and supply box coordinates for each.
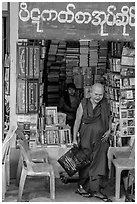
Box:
[18,140,33,171]
[15,128,29,151]
[2,140,10,165]
[129,140,135,159]
[2,126,17,162]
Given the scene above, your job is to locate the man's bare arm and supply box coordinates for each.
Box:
[73,103,83,144]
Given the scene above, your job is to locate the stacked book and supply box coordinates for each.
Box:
[95,41,108,84]
[40,40,49,59]
[66,41,80,83]
[89,40,98,67]
[17,114,38,149]
[28,46,40,78]
[80,41,92,87]
[105,43,135,147]
[80,40,89,67]
[110,42,123,57]
[39,57,45,107]
[57,41,66,81]
[109,58,121,72]
[48,40,58,55]
[57,41,66,60]
[82,66,93,87]
[60,64,66,81]
[73,67,83,89]
[46,41,61,106]
[119,46,135,145]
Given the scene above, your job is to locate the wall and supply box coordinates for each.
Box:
[10,3,18,131]
[9,2,19,178]
[2,2,8,11]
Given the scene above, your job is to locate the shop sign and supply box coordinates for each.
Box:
[18,2,135,41]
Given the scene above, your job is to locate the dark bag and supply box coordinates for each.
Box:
[125,169,135,202]
[58,146,90,177]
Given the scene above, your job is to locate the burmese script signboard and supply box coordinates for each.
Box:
[18,2,135,41]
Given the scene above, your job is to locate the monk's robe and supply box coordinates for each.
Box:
[78,97,110,193]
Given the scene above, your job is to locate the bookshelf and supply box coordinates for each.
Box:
[105,42,135,147]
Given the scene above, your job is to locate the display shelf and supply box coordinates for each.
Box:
[106,43,135,147]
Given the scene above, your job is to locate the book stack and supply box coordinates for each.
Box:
[109,58,121,72]
[17,114,38,149]
[95,41,108,84]
[44,126,59,145]
[84,86,92,98]
[89,40,98,67]
[48,40,58,55]
[57,41,66,81]
[119,46,135,146]
[58,125,71,145]
[66,41,80,83]
[17,42,40,113]
[40,40,48,59]
[28,46,40,78]
[80,40,89,67]
[80,40,94,87]
[73,67,83,89]
[17,44,27,78]
[38,106,71,146]
[110,42,123,57]
[28,81,38,112]
[17,79,27,113]
[106,43,135,147]
[104,42,121,146]
[82,66,93,87]
[39,58,44,106]
[46,40,60,106]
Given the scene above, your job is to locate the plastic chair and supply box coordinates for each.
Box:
[17,140,55,201]
[112,141,135,201]
[2,140,10,201]
[2,126,17,200]
[16,128,49,186]
[125,169,135,202]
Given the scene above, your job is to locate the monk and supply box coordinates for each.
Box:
[73,83,112,200]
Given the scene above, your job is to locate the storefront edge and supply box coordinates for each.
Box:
[8,2,135,178]
[9,2,19,178]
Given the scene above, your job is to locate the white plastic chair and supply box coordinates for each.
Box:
[16,128,49,186]
[2,126,17,200]
[112,140,135,201]
[17,140,55,202]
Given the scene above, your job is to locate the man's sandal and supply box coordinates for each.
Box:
[75,188,90,196]
[93,192,112,202]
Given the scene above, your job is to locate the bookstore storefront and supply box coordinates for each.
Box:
[9,2,135,178]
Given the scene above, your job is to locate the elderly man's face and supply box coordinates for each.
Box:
[90,86,104,104]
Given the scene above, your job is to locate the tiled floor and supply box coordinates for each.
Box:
[3,176,126,202]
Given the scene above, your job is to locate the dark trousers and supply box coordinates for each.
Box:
[78,170,100,193]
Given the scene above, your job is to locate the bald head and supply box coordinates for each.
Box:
[91,83,104,93]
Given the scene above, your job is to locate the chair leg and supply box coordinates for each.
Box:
[123,176,128,191]
[115,168,122,201]
[17,168,27,202]
[6,157,10,186]
[109,162,115,183]
[16,156,23,186]
[50,171,55,200]
[2,164,6,201]
[108,162,112,179]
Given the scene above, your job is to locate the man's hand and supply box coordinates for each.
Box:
[72,138,78,147]
[101,130,110,142]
